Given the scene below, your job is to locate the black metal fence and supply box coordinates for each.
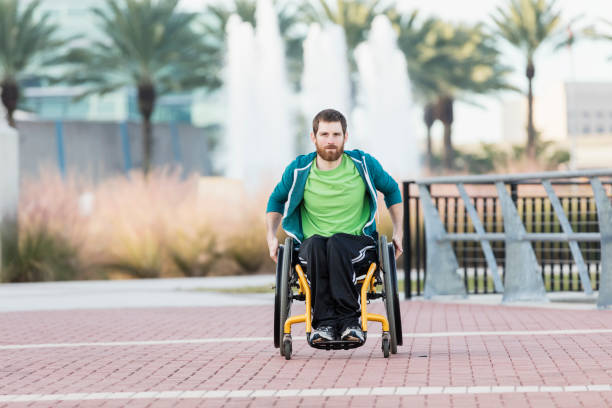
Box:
[402,181,611,298]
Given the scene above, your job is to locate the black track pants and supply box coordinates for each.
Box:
[298,233,377,331]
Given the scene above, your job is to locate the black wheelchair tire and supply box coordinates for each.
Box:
[382,336,390,358]
[278,237,293,357]
[273,245,284,349]
[380,235,398,354]
[388,244,403,347]
[283,338,292,360]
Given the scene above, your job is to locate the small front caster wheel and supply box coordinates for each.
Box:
[382,333,390,358]
[283,338,292,360]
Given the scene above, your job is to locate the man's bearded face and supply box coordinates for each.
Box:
[314,121,346,162]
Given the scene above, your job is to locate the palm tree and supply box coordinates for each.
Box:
[397,14,441,170]
[62,0,220,174]
[0,0,69,127]
[586,19,612,53]
[201,0,305,90]
[399,17,514,170]
[492,0,563,159]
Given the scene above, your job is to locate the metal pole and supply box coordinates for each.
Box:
[402,181,412,299]
[120,122,132,174]
[55,120,66,179]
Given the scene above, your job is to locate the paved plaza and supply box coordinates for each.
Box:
[1,276,612,407]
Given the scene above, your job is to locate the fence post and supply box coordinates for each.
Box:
[457,183,504,292]
[403,181,412,299]
[542,180,593,294]
[495,182,547,302]
[590,177,612,308]
[510,182,518,206]
[418,184,466,299]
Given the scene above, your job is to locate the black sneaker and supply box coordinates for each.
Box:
[340,325,365,343]
[311,325,336,344]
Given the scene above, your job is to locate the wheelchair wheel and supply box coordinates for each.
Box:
[278,237,293,357]
[379,235,398,354]
[387,243,403,347]
[273,245,285,349]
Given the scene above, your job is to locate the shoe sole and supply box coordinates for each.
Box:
[341,335,364,342]
[312,337,334,344]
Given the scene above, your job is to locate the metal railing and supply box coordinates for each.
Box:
[401,169,612,308]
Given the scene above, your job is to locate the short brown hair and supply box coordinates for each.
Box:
[312,108,347,135]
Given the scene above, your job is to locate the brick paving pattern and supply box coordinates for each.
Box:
[1,301,612,407]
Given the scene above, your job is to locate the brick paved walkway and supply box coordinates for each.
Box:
[1,300,612,407]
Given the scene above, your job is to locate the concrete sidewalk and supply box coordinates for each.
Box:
[0,271,603,312]
[0,275,276,312]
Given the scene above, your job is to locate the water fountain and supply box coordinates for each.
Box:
[353,15,420,179]
[224,6,419,186]
[223,0,294,189]
[301,23,351,141]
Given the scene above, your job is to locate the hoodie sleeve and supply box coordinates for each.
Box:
[365,153,402,208]
[266,160,295,213]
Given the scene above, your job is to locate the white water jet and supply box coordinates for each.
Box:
[353,15,420,179]
[224,15,255,182]
[301,23,351,143]
[223,0,294,189]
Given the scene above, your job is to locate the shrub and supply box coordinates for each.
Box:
[12,168,279,280]
[2,223,80,282]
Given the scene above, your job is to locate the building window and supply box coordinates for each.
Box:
[583,111,590,118]
[597,126,605,134]
[596,111,604,118]
[583,126,591,133]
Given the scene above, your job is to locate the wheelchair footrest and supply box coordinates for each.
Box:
[308,338,366,351]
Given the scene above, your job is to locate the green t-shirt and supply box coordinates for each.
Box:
[301,153,370,239]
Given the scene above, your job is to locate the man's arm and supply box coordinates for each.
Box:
[388,203,403,259]
[266,212,283,263]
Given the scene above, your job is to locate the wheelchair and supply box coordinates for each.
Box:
[274,235,403,360]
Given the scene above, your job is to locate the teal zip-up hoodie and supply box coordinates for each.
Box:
[266,149,402,244]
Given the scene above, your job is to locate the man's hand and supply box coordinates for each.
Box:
[266,212,283,263]
[388,203,404,260]
[267,235,279,263]
[392,232,403,260]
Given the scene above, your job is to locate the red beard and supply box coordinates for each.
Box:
[316,143,344,162]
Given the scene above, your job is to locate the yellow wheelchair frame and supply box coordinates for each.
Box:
[274,235,402,360]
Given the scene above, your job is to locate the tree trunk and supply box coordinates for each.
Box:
[1,79,19,128]
[437,96,454,170]
[443,122,453,170]
[138,83,156,174]
[142,118,152,175]
[423,103,436,170]
[526,60,536,160]
[426,125,433,170]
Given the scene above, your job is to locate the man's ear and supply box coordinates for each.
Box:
[344,130,349,145]
[310,131,316,145]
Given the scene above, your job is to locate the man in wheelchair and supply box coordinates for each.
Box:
[266,108,403,345]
